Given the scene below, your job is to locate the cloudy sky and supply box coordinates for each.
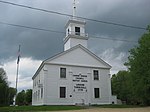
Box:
[0,0,150,91]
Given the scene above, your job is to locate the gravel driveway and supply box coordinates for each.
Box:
[49,107,150,112]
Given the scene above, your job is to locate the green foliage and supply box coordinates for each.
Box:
[25,89,32,105]
[125,27,150,105]
[16,89,32,105]
[0,68,9,106]
[16,90,26,106]
[0,68,16,106]
[112,26,150,105]
[111,71,132,103]
[8,87,16,105]
[1,71,32,106]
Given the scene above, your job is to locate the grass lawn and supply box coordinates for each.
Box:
[0,105,84,112]
[0,105,147,112]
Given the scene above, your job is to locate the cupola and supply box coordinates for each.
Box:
[64,0,88,51]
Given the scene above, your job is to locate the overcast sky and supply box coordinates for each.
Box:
[0,0,150,91]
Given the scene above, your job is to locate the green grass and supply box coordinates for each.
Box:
[0,104,147,112]
[0,105,84,112]
[92,104,146,108]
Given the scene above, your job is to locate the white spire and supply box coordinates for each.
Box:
[72,0,79,20]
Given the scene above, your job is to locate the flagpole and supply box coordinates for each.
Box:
[14,45,21,106]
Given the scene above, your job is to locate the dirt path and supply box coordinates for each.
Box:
[49,107,150,112]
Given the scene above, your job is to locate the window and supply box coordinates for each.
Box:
[35,91,37,100]
[60,87,66,98]
[35,79,36,86]
[68,28,70,34]
[33,93,35,101]
[94,88,100,98]
[33,80,35,88]
[38,90,40,100]
[75,27,80,35]
[93,70,99,80]
[41,88,43,99]
[60,68,66,78]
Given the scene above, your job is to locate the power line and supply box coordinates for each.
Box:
[0,21,65,34]
[88,35,138,43]
[0,21,138,43]
[0,0,147,30]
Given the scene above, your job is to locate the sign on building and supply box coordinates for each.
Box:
[72,74,88,92]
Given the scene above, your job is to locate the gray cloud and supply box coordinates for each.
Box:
[1,0,150,90]
[0,0,150,64]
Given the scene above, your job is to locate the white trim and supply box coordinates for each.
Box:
[45,63,110,70]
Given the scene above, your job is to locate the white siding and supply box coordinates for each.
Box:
[64,38,87,51]
[48,47,109,68]
[32,66,46,105]
[32,64,113,105]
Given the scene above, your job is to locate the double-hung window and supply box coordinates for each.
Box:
[60,68,66,78]
[93,70,99,80]
[60,87,66,98]
[94,88,100,98]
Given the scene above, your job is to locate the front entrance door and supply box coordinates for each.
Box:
[73,92,86,105]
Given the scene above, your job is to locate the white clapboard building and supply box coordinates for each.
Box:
[32,4,117,105]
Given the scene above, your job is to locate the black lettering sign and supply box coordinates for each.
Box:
[73,74,88,92]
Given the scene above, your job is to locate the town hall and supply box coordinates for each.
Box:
[32,0,116,105]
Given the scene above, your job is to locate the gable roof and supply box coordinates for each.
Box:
[32,44,111,79]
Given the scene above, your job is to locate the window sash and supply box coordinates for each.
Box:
[60,68,66,78]
[41,88,43,98]
[60,87,66,98]
[93,70,99,80]
[94,88,100,98]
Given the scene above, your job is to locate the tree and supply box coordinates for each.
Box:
[0,68,16,106]
[16,90,26,105]
[125,26,150,105]
[25,89,32,105]
[8,87,16,105]
[0,68,9,106]
[16,89,32,105]
[111,71,131,104]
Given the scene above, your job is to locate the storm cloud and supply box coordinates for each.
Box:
[0,0,149,61]
[0,0,150,89]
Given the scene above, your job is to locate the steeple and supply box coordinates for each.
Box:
[64,0,88,51]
